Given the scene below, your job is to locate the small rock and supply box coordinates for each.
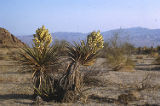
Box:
[36,96,43,104]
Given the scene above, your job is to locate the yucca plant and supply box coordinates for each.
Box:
[59,31,104,102]
[18,25,60,100]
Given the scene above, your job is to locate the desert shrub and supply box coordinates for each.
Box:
[122,42,135,55]
[136,55,143,59]
[151,52,159,58]
[59,31,104,102]
[53,39,68,56]
[154,56,160,65]
[134,74,155,91]
[154,46,160,64]
[83,74,104,87]
[18,25,60,100]
[104,34,135,71]
[83,65,106,87]
[136,46,158,55]
[118,90,140,104]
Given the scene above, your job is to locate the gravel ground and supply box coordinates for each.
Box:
[0,57,160,105]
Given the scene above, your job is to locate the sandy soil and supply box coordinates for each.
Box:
[0,55,160,105]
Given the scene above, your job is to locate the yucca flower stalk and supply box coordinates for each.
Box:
[87,31,104,53]
[19,25,60,100]
[59,31,104,102]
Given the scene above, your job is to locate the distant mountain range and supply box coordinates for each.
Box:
[16,27,160,47]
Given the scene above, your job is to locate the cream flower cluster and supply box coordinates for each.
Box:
[33,25,52,50]
[87,31,104,53]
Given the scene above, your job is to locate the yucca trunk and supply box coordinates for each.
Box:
[33,67,55,100]
[58,61,83,102]
[60,61,82,91]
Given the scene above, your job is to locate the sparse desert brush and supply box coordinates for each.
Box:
[121,57,135,71]
[136,55,143,59]
[118,90,141,104]
[59,31,104,102]
[150,52,159,58]
[53,39,68,56]
[153,51,160,64]
[104,34,135,71]
[154,56,160,65]
[18,25,60,100]
[83,70,105,87]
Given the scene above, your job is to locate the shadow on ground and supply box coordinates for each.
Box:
[0,94,33,100]
[89,94,117,103]
[135,64,160,71]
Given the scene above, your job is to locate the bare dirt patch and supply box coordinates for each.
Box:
[0,54,160,105]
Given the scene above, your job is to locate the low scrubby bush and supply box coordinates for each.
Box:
[103,34,135,71]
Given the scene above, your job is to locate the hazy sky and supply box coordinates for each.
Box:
[0,0,160,35]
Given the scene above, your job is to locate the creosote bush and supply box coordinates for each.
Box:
[154,56,160,65]
[104,34,135,71]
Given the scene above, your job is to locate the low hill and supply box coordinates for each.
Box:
[0,27,25,48]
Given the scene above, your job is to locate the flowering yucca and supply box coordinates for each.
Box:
[19,25,60,100]
[33,25,52,51]
[87,31,104,53]
[59,31,104,102]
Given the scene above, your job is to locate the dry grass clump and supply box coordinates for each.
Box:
[151,52,159,58]
[117,73,160,104]
[119,73,158,92]
[118,90,141,104]
[83,65,106,87]
[133,73,160,92]
[136,55,144,59]
[154,56,160,65]
[134,74,154,91]
[104,34,135,71]
[84,76,104,87]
